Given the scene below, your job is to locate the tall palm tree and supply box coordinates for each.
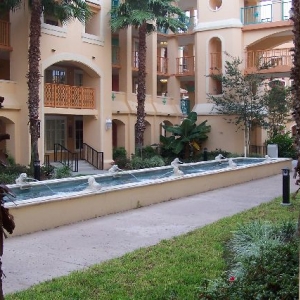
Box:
[110,0,187,150]
[291,0,300,154]
[3,0,92,179]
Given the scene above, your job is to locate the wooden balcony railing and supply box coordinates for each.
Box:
[210,52,222,71]
[157,56,168,75]
[112,45,120,67]
[0,20,10,48]
[44,83,95,109]
[246,48,293,70]
[176,56,195,76]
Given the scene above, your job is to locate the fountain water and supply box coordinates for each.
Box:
[228,158,237,169]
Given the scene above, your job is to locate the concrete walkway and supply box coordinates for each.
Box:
[3,174,299,295]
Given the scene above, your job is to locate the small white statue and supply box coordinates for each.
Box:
[171,158,183,167]
[265,155,271,161]
[228,158,237,168]
[215,154,225,161]
[15,173,28,185]
[85,176,101,191]
[108,164,122,173]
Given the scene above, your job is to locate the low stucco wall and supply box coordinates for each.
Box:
[7,159,292,237]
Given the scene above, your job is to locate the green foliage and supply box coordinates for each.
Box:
[265,83,292,139]
[0,164,32,184]
[6,196,300,300]
[110,0,187,34]
[198,221,299,299]
[113,147,130,169]
[54,165,72,179]
[128,155,165,169]
[135,145,158,158]
[266,133,297,158]
[160,112,211,159]
[207,53,269,155]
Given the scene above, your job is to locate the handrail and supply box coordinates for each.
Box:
[54,143,78,172]
[80,143,104,170]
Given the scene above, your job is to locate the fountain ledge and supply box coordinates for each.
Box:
[6,158,292,236]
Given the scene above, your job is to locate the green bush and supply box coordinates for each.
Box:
[113,147,130,169]
[0,164,32,184]
[198,221,299,299]
[266,133,297,159]
[54,165,72,179]
[128,155,165,170]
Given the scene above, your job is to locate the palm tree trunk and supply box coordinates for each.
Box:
[27,0,42,180]
[136,23,147,150]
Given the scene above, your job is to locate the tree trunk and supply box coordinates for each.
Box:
[27,0,41,179]
[136,23,147,150]
[291,0,300,151]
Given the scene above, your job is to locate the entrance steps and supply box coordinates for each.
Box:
[50,160,108,176]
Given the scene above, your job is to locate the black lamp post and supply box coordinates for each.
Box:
[282,168,291,205]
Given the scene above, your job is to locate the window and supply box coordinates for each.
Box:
[45,117,66,151]
[44,14,62,27]
[74,71,83,86]
[45,68,67,84]
[208,0,222,11]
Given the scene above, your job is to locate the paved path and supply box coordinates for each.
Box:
[3,174,298,295]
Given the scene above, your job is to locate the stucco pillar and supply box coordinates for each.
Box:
[167,37,181,107]
[119,27,132,94]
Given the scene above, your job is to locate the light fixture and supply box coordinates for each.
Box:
[160,41,167,45]
[105,118,112,130]
[51,49,56,52]
[92,56,95,59]
[160,78,168,83]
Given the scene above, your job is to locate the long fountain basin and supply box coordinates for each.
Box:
[6,158,292,236]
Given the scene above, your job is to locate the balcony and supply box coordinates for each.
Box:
[0,20,11,50]
[44,83,95,109]
[112,45,120,68]
[157,56,168,75]
[176,56,195,76]
[241,0,292,25]
[245,48,293,73]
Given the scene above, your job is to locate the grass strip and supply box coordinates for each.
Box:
[6,196,300,300]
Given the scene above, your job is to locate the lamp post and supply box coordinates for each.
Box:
[281,168,291,206]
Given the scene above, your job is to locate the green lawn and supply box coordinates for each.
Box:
[6,196,299,300]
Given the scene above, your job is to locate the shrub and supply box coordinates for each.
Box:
[54,165,72,179]
[198,221,299,299]
[113,147,129,169]
[266,133,297,159]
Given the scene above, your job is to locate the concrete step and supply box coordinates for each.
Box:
[50,160,107,176]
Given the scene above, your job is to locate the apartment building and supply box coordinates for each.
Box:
[0,0,293,171]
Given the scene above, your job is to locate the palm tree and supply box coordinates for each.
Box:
[291,0,300,155]
[3,0,92,179]
[110,0,187,150]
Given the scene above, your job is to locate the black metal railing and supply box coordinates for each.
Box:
[54,143,78,172]
[80,143,104,170]
[250,145,267,156]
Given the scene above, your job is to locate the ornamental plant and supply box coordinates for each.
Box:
[198,221,299,299]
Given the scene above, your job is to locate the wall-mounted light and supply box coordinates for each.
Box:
[105,118,112,130]
[51,49,56,52]
[92,56,95,59]
[160,78,168,83]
